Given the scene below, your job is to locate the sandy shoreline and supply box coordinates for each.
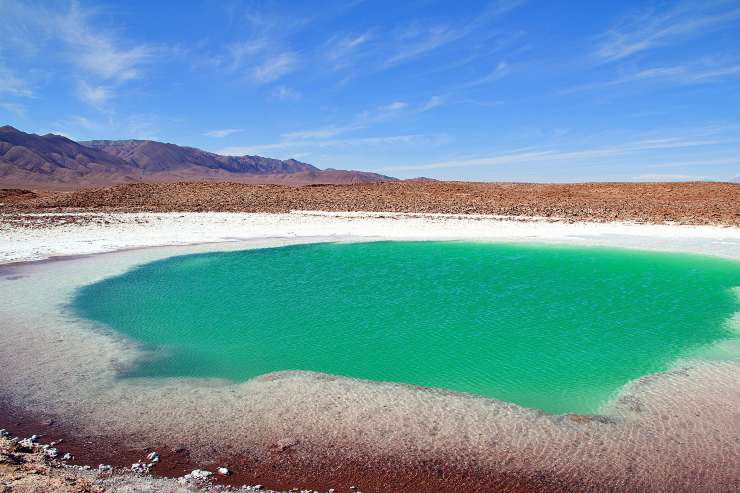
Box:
[1,211,739,492]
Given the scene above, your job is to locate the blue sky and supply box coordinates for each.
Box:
[1,0,739,181]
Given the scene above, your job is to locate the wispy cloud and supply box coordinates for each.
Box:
[210,6,307,85]
[57,2,155,83]
[62,115,100,132]
[324,32,374,69]
[595,2,740,62]
[0,64,33,97]
[384,24,465,68]
[562,58,740,94]
[204,128,244,138]
[50,113,164,141]
[282,100,411,140]
[0,1,157,110]
[647,157,740,169]
[383,1,523,68]
[461,61,511,87]
[218,133,447,157]
[420,95,447,112]
[0,101,26,117]
[76,81,113,112]
[634,173,707,181]
[252,52,299,83]
[272,85,301,101]
[217,41,300,84]
[380,134,729,172]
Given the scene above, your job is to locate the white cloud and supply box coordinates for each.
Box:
[461,61,511,87]
[0,1,156,110]
[65,115,98,131]
[0,101,26,117]
[272,85,301,101]
[224,39,269,72]
[218,133,445,156]
[379,135,728,172]
[57,4,155,83]
[204,128,244,138]
[420,95,447,112]
[252,52,299,83]
[648,157,740,169]
[358,101,408,122]
[282,100,410,140]
[324,32,373,68]
[595,2,740,62]
[76,81,113,111]
[282,126,353,140]
[210,6,307,85]
[0,68,33,97]
[634,174,706,181]
[384,25,463,67]
[562,59,740,95]
[383,1,523,68]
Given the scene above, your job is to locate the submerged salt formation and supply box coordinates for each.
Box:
[1,239,738,492]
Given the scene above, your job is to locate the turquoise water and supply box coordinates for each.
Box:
[71,242,740,414]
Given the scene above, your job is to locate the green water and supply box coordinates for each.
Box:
[71,242,740,414]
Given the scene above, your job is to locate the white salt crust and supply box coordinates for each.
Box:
[1,211,740,264]
[1,213,739,491]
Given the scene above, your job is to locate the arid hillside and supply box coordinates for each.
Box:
[0,125,395,189]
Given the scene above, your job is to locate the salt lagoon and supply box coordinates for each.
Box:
[1,212,739,492]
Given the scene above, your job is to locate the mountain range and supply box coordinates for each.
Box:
[0,125,395,189]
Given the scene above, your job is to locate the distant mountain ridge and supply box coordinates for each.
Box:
[0,125,396,189]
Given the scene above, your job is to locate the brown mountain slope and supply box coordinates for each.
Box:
[0,125,140,188]
[0,126,396,189]
[81,139,319,174]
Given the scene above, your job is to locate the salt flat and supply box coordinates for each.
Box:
[2,210,739,265]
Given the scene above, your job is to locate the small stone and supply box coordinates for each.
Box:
[276,438,297,451]
[146,451,160,462]
[97,464,113,474]
[62,453,73,461]
[45,447,59,458]
[188,469,212,480]
[131,462,149,474]
[217,467,232,476]
[18,438,35,449]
